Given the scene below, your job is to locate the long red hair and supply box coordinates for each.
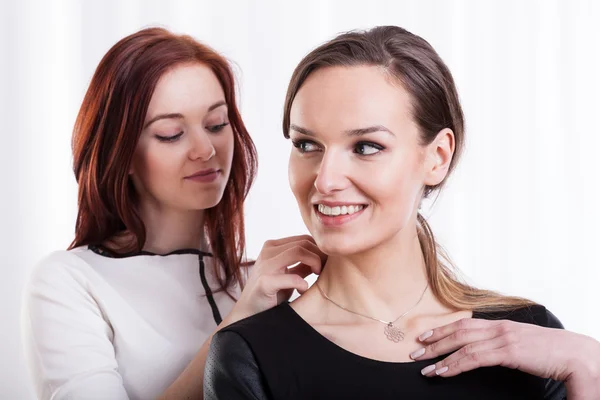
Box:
[69,27,257,292]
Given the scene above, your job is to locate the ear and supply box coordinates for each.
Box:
[423,128,455,187]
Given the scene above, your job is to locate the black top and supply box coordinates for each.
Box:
[204,303,567,400]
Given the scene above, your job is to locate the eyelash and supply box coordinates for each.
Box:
[155,131,184,143]
[206,122,230,133]
[155,122,230,142]
[291,139,385,156]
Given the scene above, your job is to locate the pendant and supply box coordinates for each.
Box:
[384,323,405,342]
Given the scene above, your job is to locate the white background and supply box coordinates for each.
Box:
[1,0,599,398]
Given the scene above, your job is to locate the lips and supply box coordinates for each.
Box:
[184,168,221,182]
[185,168,219,178]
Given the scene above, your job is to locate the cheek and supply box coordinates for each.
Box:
[364,156,424,210]
[288,155,314,207]
[133,144,182,187]
[214,130,235,168]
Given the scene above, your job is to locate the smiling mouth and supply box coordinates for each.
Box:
[315,204,366,216]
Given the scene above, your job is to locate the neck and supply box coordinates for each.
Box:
[317,226,429,322]
[138,200,207,254]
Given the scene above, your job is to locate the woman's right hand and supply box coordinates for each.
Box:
[227,235,326,323]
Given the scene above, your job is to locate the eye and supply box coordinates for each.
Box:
[155,131,184,143]
[206,122,230,133]
[292,139,320,153]
[354,142,384,156]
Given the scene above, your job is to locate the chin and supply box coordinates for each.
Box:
[185,194,224,211]
[313,235,371,257]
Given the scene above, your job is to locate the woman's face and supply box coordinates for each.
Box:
[130,63,234,213]
[288,66,453,256]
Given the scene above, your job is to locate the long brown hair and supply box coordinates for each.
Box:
[69,27,257,293]
[283,26,534,312]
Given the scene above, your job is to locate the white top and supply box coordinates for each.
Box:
[21,246,239,400]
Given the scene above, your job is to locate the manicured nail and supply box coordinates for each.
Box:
[421,365,436,375]
[435,366,449,375]
[419,330,433,341]
[410,348,425,359]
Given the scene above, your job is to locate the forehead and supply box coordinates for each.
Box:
[147,63,225,114]
[290,66,415,133]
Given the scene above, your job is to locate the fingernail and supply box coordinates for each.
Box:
[435,366,449,375]
[419,330,433,341]
[421,365,436,375]
[410,348,425,359]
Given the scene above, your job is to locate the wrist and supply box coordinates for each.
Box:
[221,306,248,328]
[565,335,600,383]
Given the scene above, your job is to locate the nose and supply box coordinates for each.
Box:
[314,150,350,195]
[188,130,215,161]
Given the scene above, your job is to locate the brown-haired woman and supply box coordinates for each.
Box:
[21,27,325,400]
[205,26,600,399]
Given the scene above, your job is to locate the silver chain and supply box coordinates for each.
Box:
[316,282,429,326]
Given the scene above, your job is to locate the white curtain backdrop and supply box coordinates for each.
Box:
[2,0,598,398]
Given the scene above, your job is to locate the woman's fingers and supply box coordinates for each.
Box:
[261,236,327,265]
[267,245,323,275]
[410,327,498,361]
[287,263,316,279]
[420,337,510,377]
[418,318,501,345]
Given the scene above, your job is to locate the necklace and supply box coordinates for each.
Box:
[316,282,429,343]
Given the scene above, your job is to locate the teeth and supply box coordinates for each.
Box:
[316,204,364,216]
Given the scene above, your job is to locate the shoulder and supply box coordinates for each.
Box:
[206,304,297,399]
[26,249,94,289]
[22,248,107,315]
[206,314,275,400]
[221,303,294,338]
[214,303,299,362]
[473,304,564,329]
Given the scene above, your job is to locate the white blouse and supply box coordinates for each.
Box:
[21,245,239,400]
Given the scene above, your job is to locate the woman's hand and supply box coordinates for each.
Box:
[228,234,326,323]
[410,318,600,399]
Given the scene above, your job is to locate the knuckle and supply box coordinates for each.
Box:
[452,329,468,341]
[428,342,438,353]
[457,318,470,330]
[448,359,460,370]
[468,351,482,365]
[460,344,474,357]
[498,321,512,334]
[299,239,314,248]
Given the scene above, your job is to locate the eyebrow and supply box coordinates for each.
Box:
[144,100,227,129]
[289,124,395,137]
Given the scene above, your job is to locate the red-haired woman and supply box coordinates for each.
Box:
[21,27,324,400]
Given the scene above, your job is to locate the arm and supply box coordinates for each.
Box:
[156,313,239,400]
[22,254,130,400]
[203,331,270,400]
[160,234,325,399]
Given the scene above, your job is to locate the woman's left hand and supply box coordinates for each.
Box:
[410,318,600,399]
